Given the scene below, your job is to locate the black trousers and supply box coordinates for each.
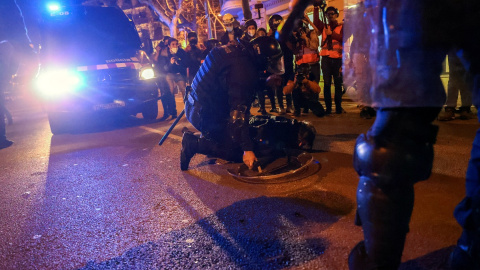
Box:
[321,57,343,113]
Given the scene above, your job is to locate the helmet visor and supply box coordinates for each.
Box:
[267,55,285,75]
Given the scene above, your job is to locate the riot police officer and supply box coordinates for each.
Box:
[180,36,285,171]
[281,0,480,269]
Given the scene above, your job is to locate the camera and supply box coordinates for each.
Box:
[313,0,327,9]
[295,71,305,86]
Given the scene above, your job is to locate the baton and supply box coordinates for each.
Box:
[158,68,191,146]
[158,109,185,145]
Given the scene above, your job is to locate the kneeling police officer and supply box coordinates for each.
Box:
[181,36,286,171]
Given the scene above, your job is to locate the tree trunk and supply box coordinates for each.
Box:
[242,0,252,20]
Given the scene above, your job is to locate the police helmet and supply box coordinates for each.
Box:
[223,13,234,24]
[325,6,339,15]
[298,121,316,150]
[268,14,283,30]
[244,19,257,30]
[250,36,284,75]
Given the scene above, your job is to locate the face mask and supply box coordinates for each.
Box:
[170,47,178,54]
[226,26,233,32]
[248,30,256,37]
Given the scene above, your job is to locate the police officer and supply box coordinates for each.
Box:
[282,0,480,269]
[0,0,36,149]
[180,36,285,171]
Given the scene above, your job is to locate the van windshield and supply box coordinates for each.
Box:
[40,6,141,65]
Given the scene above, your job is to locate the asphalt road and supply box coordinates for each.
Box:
[0,93,477,270]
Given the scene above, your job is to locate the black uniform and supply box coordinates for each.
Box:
[180,37,314,171]
[185,42,258,162]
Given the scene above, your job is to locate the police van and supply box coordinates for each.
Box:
[35,3,159,134]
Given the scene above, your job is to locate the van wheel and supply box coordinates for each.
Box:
[48,113,69,134]
[142,100,158,120]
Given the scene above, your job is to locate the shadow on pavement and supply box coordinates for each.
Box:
[80,196,341,269]
[400,246,455,270]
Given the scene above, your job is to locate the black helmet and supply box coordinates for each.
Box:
[268,14,283,30]
[244,19,257,30]
[325,6,339,15]
[297,121,316,150]
[250,36,284,75]
[187,31,198,39]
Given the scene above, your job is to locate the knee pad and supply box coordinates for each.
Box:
[354,108,440,189]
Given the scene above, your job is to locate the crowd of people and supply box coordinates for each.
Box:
[150,5,352,123]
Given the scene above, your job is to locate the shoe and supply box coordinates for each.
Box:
[336,108,345,114]
[293,111,301,117]
[270,108,278,113]
[170,114,177,119]
[180,132,198,171]
[459,107,475,120]
[158,114,170,121]
[303,109,309,114]
[348,241,374,270]
[278,108,286,115]
[0,139,13,149]
[325,109,332,115]
[285,106,293,114]
[438,107,455,121]
[259,109,268,115]
[450,245,480,270]
[360,107,374,119]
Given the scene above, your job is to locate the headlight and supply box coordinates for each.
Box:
[35,69,84,98]
[140,67,155,80]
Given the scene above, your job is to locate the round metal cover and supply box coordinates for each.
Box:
[227,150,321,184]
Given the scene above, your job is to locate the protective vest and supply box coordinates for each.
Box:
[320,24,343,58]
[295,33,320,65]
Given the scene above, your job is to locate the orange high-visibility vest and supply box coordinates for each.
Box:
[320,24,343,59]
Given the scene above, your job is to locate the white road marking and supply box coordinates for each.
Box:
[140,126,182,141]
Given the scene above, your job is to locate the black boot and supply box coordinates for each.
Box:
[450,231,480,270]
[350,108,441,270]
[180,131,198,171]
[349,177,414,270]
[450,196,480,270]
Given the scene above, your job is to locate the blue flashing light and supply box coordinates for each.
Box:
[47,3,61,12]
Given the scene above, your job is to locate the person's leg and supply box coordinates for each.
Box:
[451,112,480,268]
[165,73,176,95]
[451,10,480,263]
[291,87,303,117]
[158,77,171,119]
[176,77,187,99]
[307,96,325,117]
[257,89,267,114]
[349,107,441,269]
[332,58,344,114]
[285,93,293,113]
[275,85,285,113]
[180,128,243,170]
[458,71,474,120]
[0,80,13,148]
[321,57,333,114]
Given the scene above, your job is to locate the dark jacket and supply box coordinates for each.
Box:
[185,42,259,151]
[164,48,188,76]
